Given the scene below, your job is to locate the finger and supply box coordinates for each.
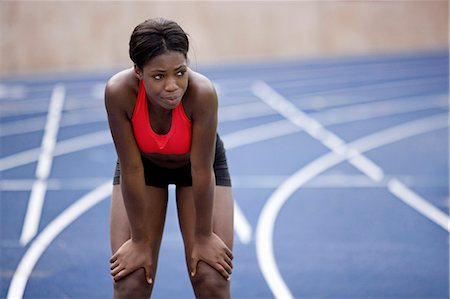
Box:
[111,264,125,276]
[213,263,231,281]
[190,258,199,277]
[114,268,129,281]
[223,255,233,269]
[144,266,153,285]
[219,260,232,275]
[110,253,118,263]
[110,260,119,270]
[220,267,231,281]
[224,247,233,260]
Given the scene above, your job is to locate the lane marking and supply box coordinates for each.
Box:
[253,80,385,182]
[2,92,446,137]
[3,96,448,299]
[6,180,254,299]
[234,202,252,244]
[7,181,113,299]
[20,84,65,246]
[6,122,294,297]
[5,114,448,299]
[0,107,106,137]
[2,174,447,191]
[1,91,446,167]
[388,179,449,231]
[0,84,27,99]
[222,120,299,150]
[0,178,113,191]
[0,131,112,172]
[1,119,297,172]
[252,81,449,299]
[255,117,448,299]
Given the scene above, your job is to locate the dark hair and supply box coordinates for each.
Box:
[129,18,189,69]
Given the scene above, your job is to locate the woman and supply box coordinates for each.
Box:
[105,18,234,298]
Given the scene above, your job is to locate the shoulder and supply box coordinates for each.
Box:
[104,68,139,115]
[187,69,216,98]
[185,69,218,115]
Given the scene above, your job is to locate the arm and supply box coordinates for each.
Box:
[105,76,153,283]
[190,81,217,238]
[188,77,233,280]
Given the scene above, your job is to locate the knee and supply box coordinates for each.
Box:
[191,261,230,299]
[113,268,152,299]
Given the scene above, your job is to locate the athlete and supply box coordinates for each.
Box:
[105,18,234,298]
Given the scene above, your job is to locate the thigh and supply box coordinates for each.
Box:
[110,184,169,268]
[176,186,234,263]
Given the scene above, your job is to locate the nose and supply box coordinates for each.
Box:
[164,77,178,92]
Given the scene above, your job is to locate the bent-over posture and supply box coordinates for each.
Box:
[105,18,234,299]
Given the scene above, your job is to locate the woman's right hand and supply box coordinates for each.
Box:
[110,239,153,284]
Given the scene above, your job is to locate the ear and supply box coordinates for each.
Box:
[134,64,143,80]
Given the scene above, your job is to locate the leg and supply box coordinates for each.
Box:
[176,186,234,299]
[110,184,168,299]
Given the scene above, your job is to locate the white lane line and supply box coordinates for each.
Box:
[7,181,113,299]
[1,98,103,118]
[219,102,274,122]
[1,107,106,137]
[222,120,299,150]
[234,201,252,244]
[255,115,448,299]
[0,130,112,172]
[3,175,446,191]
[1,118,296,172]
[0,178,113,191]
[20,84,65,246]
[388,179,449,231]
[2,98,436,171]
[253,80,385,182]
[6,121,293,297]
[1,91,445,165]
[252,81,449,299]
[6,178,253,299]
[0,84,27,99]
[4,114,448,299]
[0,148,41,172]
[2,91,445,138]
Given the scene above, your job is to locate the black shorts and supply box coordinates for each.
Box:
[113,134,232,188]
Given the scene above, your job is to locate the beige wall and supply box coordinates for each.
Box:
[1,1,448,75]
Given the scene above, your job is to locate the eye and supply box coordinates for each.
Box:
[177,70,186,77]
[153,74,164,80]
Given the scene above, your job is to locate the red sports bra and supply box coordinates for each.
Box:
[131,80,192,155]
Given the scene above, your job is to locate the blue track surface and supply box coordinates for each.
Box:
[1,51,449,298]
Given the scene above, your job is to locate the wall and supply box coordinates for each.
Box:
[1,1,448,74]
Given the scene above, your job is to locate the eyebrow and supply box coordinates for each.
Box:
[149,64,187,73]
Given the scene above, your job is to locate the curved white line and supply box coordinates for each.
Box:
[6,121,289,298]
[7,181,113,299]
[255,113,449,299]
[5,112,448,299]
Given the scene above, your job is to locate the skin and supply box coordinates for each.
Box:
[105,51,234,298]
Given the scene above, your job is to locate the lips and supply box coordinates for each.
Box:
[163,94,181,100]
[162,95,182,107]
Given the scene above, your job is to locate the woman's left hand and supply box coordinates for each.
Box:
[190,232,233,280]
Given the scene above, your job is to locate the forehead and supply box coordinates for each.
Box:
[144,51,187,71]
